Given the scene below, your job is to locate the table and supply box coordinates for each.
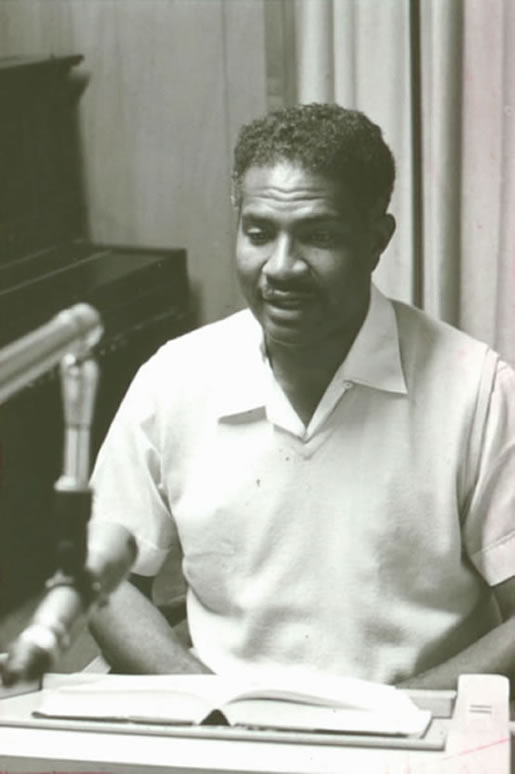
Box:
[0,673,512,773]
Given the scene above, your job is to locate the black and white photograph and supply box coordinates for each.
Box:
[0,1,514,771]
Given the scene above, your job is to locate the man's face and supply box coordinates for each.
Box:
[236,161,391,352]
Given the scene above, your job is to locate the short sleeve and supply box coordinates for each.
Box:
[90,360,177,576]
[464,359,515,585]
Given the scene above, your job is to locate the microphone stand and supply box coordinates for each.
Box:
[55,353,99,578]
[2,353,137,684]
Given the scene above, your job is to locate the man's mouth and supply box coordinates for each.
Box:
[261,288,314,308]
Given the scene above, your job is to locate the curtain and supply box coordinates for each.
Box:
[264,0,515,364]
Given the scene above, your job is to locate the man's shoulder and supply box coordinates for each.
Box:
[135,309,261,393]
[392,297,492,358]
[153,309,259,363]
[124,310,261,417]
[389,297,501,399]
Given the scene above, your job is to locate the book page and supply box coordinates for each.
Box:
[223,698,432,737]
[35,676,244,724]
[35,685,211,725]
[223,670,417,713]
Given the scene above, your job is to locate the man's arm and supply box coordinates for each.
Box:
[89,579,211,674]
[398,576,515,690]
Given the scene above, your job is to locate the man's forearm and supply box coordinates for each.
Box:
[89,580,211,674]
[397,617,515,690]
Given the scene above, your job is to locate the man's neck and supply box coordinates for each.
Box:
[265,312,367,427]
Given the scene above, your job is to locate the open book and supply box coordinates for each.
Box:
[34,672,432,737]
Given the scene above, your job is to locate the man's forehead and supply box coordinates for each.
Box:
[240,162,354,214]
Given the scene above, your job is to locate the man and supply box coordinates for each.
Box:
[89,103,515,688]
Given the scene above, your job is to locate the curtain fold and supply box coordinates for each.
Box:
[419,0,463,326]
[496,0,515,360]
[295,0,333,102]
[265,0,515,363]
[459,0,515,359]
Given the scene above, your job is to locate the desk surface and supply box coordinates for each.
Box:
[0,674,512,774]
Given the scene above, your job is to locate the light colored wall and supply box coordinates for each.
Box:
[0,0,268,324]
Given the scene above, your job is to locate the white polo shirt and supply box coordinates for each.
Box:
[91,285,515,684]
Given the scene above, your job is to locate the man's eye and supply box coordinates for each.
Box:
[304,230,338,247]
[246,228,271,245]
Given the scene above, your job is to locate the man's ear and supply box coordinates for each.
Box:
[370,213,396,270]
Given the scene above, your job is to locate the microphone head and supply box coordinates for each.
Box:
[55,302,104,355]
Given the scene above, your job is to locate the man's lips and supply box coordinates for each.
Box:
[261,288,314,308]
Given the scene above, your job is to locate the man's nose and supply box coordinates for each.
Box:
[263,235,306,281]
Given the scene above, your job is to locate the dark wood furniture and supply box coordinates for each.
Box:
[0,56,190,614]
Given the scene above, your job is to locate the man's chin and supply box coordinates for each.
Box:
[249,304,320,349]
[262,319,314,350]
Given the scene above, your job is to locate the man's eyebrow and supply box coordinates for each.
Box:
[240,212,343,224]
[241,213,273,222]
[294,214,345,225]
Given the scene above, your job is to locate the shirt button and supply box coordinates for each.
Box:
[343,380,353,390]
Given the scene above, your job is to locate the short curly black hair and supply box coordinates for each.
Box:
[232,103,395,218]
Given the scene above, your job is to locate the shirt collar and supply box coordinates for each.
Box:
[216,284,407,419]
[336,283,407,395]
[214,311,268,418]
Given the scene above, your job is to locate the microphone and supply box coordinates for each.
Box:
[0,301,138,686]
[0,303,103,405]
[2,522,137,685]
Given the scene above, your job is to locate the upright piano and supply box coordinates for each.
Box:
[0,55,190,615]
